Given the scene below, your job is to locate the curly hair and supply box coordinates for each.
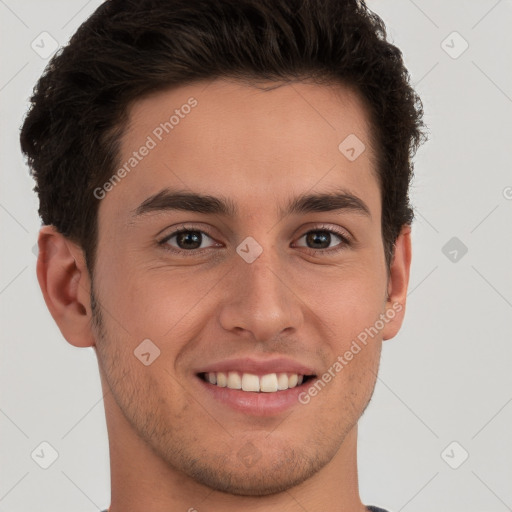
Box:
[20,0,427,275]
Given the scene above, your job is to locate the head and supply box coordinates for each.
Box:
[21,0,426,498]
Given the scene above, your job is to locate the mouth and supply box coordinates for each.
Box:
[197,371,317,393]
[194,357,319,416]
[195,370,318,416]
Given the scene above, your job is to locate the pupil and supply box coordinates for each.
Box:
[177,231,201,250]
[307,231,330,249]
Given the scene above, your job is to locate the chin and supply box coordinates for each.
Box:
[190,465,316,496]
[174,446,324,497]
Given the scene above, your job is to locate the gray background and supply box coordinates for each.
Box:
[1,1,511,511]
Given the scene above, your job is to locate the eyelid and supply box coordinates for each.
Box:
[294,223,353,242]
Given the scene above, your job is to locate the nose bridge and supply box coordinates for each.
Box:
[218,240,303,341]
[242,253,286,307]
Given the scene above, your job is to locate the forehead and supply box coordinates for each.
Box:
[99,78,380,226]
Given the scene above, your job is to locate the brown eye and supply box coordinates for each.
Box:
[304,231,333,249]
[160,228,219,253]
[294,227,351,255]
[174,230,203,250]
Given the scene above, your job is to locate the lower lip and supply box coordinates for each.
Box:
[197,376,312,416]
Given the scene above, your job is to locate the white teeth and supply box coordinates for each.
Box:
[260,373,278,392]
[216,372,227,387]
[204,371,307,393]
[241,373,260,392]
[227,371,242,389]
[277,373,289,390]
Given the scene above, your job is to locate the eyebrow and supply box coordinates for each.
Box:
[130,187,371,222]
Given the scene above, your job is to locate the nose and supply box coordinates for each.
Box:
[218,250,304,343]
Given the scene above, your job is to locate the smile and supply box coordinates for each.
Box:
[199,371,315,393]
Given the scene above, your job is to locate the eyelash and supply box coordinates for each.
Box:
[158,223,352,257]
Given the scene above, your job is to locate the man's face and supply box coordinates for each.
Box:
[92,79,392,495]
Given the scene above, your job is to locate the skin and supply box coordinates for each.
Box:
[37,78,411,512]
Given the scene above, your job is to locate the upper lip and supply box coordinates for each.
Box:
[195,357,317,376]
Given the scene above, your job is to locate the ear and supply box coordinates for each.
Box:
[382,224,412,341]
[36,225,96,348]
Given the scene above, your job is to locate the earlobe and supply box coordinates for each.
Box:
[36,225,96,348]
[382,224,412,341]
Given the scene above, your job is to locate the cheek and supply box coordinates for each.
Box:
[96,260,223,355]
[306,265,387,340]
